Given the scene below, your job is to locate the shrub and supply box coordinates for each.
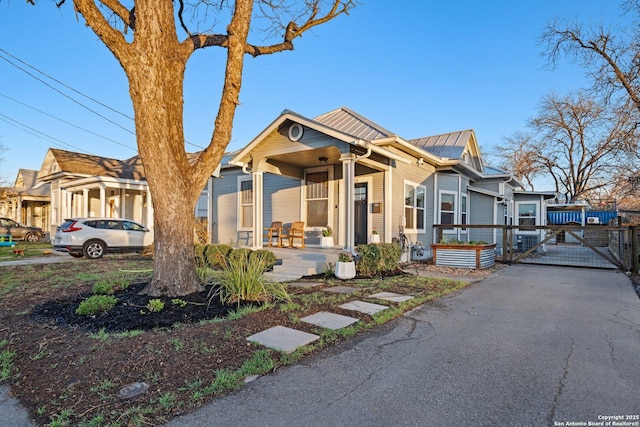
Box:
[76,295,118,316]
[337,251,353,262]
[229,248,252,264]
[146,299,165,313]
[194,244,207,264]
[92,277,130,295]
[250,249,277,272]
[205,244,233,269]
[209,251,290,306]
[355,243,402,277]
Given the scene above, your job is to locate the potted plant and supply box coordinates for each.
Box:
[320,226,334,248]
[430,239,497,269]
[334,251,356,280]
[370,228,380,244]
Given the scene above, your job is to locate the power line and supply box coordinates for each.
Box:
[0,93,136,151]
[0,48,134,122]
[0,113,92,154]
[0,51,135,136]
[0,48,207,151]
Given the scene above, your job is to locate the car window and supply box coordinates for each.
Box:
[122,221,145,231]
[84,221,97,228]
[106,221,123,230]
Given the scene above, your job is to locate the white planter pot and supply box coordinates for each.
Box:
[320,236,334,248]
[334,261,356,280]
[370,234,380,244]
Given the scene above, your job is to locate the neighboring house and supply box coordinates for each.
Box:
[36,149,153,236]
[209,107,554,258]
[35,148,213,236]
[0,169,51,231]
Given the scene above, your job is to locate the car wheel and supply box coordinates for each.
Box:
[69,252,84,258]
[25,233,40,242]
[83,240,106,259]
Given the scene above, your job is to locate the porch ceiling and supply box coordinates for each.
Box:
[266,146,339,169]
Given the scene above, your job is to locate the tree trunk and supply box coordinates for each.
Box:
[121,3,203,297]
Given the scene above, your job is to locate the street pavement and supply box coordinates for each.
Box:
[166,265,640,427]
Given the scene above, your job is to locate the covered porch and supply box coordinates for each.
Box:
[228,117,407,253]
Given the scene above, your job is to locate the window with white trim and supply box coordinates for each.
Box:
[517,202,537,227]
[404,181,426,231]
[305,170,329,227]
[238,177,253,230]
[439,191,456,229]
[460,193,468,233]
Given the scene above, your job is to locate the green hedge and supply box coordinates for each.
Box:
[355,243,402,277]
[204,244,233,269]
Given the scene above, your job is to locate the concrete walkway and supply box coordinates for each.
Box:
[167,265,640,426]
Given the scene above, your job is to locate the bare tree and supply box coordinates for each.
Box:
[31,1,355,296]
[494,131,543,191]
[505,92,632,202]
[541,1,640,112]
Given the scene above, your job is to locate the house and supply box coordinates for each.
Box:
[0,169,51,231]
[209,107,554,258]
[34,148,212,236]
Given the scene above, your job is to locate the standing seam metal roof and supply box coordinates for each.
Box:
[409,130,473,160]
[313,107,396,141]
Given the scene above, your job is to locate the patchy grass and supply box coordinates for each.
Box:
[0,255,474,426]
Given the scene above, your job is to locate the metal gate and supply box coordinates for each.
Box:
[506,225,629,270]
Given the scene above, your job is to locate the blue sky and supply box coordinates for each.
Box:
[0,1,627,190]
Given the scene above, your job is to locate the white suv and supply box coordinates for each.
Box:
[53,218,153,259]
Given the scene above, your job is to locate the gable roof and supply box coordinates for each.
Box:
[409,130,474,160]
[5,169,50,198]
[38,148,146,182]
[313,107,396,141]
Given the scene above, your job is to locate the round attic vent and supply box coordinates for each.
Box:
[288,123,303,141]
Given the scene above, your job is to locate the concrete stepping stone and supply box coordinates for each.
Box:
[301,311,359,330]
[323,285,360,294]
[339,300,388,315]
[246,326,319,354]
[368,292,414,303]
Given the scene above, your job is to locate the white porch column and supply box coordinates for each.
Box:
[384,168,392,243]
[251,171,264,249]
[207,178,214,244]
[341,153,356,253]
[82,189,89,217]
[120,189,126,218]
[99,185,106,217]
[16,198,22,223]
[145,190,153,228]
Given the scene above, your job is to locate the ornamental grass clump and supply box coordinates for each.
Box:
[76,295,118,316]
[209,250,290,306]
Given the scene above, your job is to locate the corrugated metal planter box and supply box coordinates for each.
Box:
[430,243,497,269]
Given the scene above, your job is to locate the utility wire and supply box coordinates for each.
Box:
[0,113,91,154]
[0,48,134,121]
[0,51,135,135]
[0,48,207,151]
[0,93,136,151]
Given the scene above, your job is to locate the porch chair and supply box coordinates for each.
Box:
[284,221,305,248]
[264,221,284,247]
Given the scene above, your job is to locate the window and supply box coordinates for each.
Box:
[517,202,537,227]
[404,181,426,231]
[439,192,456,228]
[460,194,468,232]
[238,178,253,229]
[305,171,329,227]
[195,192,208,220]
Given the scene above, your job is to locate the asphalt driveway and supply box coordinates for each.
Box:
[167,264,640,427]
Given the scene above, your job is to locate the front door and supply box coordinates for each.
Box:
[354,183,368,245]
